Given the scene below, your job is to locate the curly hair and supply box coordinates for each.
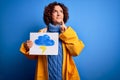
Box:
[43,2,69,25]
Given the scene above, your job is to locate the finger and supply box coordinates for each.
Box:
[27,40,32,44]
[61,20,64,25]
[26,41,30,46]
[26,43,29,47]
[60,21,64,28]
[27,41,33,48]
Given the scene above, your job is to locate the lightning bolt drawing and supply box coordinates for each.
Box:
[40,46,47,54]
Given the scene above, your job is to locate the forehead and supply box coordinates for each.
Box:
[53,5,63,10]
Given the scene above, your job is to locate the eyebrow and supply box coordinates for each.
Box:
[53,9,63,11]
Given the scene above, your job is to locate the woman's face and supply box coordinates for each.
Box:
[52,5,64,25]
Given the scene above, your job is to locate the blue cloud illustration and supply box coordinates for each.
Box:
[34,34,55,46]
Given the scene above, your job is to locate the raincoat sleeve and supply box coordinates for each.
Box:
[59,27,84,56]
[20,42,38,59]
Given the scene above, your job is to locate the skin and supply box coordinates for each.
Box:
[52,5,67,32]
[52,5,64,25]
[25,5,67,49]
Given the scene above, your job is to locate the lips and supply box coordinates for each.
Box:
[57,18,62,19]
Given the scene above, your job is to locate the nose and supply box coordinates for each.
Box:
[57,12,60,16]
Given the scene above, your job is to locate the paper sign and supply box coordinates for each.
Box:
[29,32,58,55]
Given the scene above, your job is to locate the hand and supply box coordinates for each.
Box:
[24,40,33,50]
[60,21,67,33]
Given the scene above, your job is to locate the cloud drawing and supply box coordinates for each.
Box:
[34,34,55,46]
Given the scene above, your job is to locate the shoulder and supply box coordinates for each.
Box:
[38,27,48,33]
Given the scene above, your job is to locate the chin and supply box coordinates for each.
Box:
[53,20,62,25]
[56,22,62,25]
[57,20,62,24]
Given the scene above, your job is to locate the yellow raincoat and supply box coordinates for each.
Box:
[20,27,84,80]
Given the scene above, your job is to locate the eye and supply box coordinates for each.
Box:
[60,10,63,13]
[53,10,57,13]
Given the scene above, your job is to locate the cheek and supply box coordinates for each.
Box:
[52,16,56,22]
[52,14,56,20]
[62,14,64,18]
[61,13,64,19]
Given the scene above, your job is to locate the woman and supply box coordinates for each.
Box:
[20,2,84,80]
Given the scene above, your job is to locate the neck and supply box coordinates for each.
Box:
[48,23,61,32]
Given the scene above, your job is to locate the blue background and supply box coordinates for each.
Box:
[0,0,120,80]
